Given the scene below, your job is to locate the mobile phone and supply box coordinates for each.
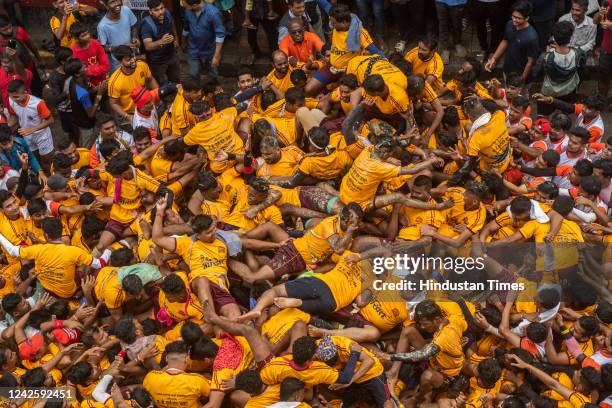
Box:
[7,39,16,49]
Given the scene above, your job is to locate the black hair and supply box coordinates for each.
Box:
[114,317,137,344]
[27,198,47,216]
[122,274,143,295]
[141,318,161,336]
[53,153,72,171]
[7,79,25,94]
[511,95,530,110]
[192,214,214,234]
[237,67,253,78]
[182,76,202,92]
[165,340,188,356]
[181,321,204,345]
[48,299,70,320]
[110,248,134,267]
[541,149,560,167]
[69,22,89,39]
[160,273,186,294]
[596,301,612,324]
[112,45,134,61]
[584,94,605,112]
[574,158,594,177]
[552,21,574,46]
[569,127,590,144]
[477,358,502,388]
[577,315,598,337]
[480,306,502,327]
[512,0,533,19]
[329,4,351,23]
[579,366,601,391]
[190,336,219,359]
[580,175,601,196]
[285,87,305,105]
[510,195,532,215]
[235,369,263,394]
[0,124,12,144]
[537,181,559,199]
[133,126,151,142]
[526,322,547,343]
[465,180,490,200]
[22,368,47,387]
[341,202,365,221]
[506,72,523,88]
[196,171,218,192]
[407,75,425,96]
[96,112,115,129]
[593,158,612,177]
[212,92,233,111]
[290,69,307,86]
[414,299,443,321]
[106,151,133,176]
[363,74,385,94]
[66,362,92,385]
[147,0,162,8]
[537,288,560,310]
[551,112,572,131]
[1,293,22,315]
[339,74,358,89]
[260,90,277,111]
[501,397,526,408]
[552,195,575,216]
[413,175,433,190]
[419,36,438,51]
[307,126,329,150]
[292,336,317,365]
[54,46,73,64]
[572,0,589,8]
[280,377,305,401]
[164,139,186,161]
[42,218,63,240]
[98,139,120,161]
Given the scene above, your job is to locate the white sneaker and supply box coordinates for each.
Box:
[441,49,450,64]
[455,44,467,58]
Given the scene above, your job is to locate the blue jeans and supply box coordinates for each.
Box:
[187,56,218,77]
[355,0,384,40]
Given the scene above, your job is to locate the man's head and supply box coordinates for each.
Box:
[182,76,203,103]
[0,49,15,73]
[363,74,387,98]
[307,126,329,153]
[235,370,263,395]
[133,127,152,153]
[0,125,14,151]
[509,195,532,224]
[292,336,317,365]
[7,79,27,105]
[511,0,532,28]
[192,214,216,243]
[508,95,530,123]
[536,149,560,169]
[464,180,490,211]
[531,118,551,141]
[196,171,221,200]
[160,274,189,303]
[463,96,488,122]
[164,341,189,369]
[414,300,444,334]
[148,0,166,22]
[102,0,122,15]
[329,4,352,31]
[410,175,433,201]
[407,75,426,97]
[0,189,19,219]
[288,18,305,44]
[373,136,398,160]
[339,202,364,231]
[552,21,574,47]
[69,22,90,47]
[190,101,213,122]
[552,195,575,217]
[417,38,437,61]
[64,58,86,80]
[570,0,589,23]
[550,112,572,142]
[582,95,604,121]
[592,158,612,186]
[106,151,134,179]
[236,68,254,91]
[0,16,14,38]
[287,0,305,17]
[42,218,63,242]
[571,316,598,342]
[476,359,502,389]
[52,153,73,179]
[280,377,306,403]
[184,0,204,12]
[285,87,305,112]
[113,45,136,71]
[131,86,155,115]
[247,178,270,206]
[536,181,559,202]
[338,74,358,102]
[567,127,590,153]
[259,136,281,164]
[578,175,601,200]
[272,50,289,76]
[570,159,593,186]
[163,139,186,162]
[96,113,118,140]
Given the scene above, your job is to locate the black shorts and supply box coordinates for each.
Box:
[343,375,391,408]
[284,277,337,315]
[599,50,612,81]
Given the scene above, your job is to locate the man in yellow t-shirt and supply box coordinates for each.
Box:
[222,178,284,232]
[143,341,210,408]
[171,77,203,136]
[256,137,304,178]
[266,50,295,96]
[362,74,410,117]
[382,300,464,403]
[50,0,96,47]
[0,218,108,298]
[108,45,158,120]
[404,40,444,91]
[346,55,408,90]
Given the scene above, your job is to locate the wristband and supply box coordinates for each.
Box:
[53,320,64,329]
[227,153,236,161]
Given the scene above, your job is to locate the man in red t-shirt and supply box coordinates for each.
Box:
[0,48,32,109]
[70,22,110,87]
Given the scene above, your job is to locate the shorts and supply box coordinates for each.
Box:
[105,219,132,238]
[298,186,338,214]
[25,131,54,155]
[209,281,238,313]
[344,375,391,408]
[284,277,337,315]
[266,240,307,279]
[331,305,376,327]
[599,49,612,81]
[313,64,344,85]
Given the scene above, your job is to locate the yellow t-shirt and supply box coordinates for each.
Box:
[519,219,584,271]
[244,385,281,408]
[297,149,352,180]
[50,12,83,47]
[143,370,210,408]
[404,47,444,91]
[223,185,283,231]
[94,266,126,310]
[466,110,512,173]
[19,243,93,298]
[171,89,197,135]
[359,288,413,333]
[437,187,487,239]
[313,252,362,310]
[269,185,301,207]
[260,355,339,386]
[108,60,152,114]
[0,211,28,264]
[267,67,295,94]
[330,28,374,70]
[184,238,229,291]
[256,146,304,177]
[261,308,311,345]
[324,335,384,383]
[372,83,410,115]
[431,322,465,376]
[339,147,400,208]
[158,271,205,324]
[100,168,161,224]
[465,376,502,408]
[211,336,254,391]
[150,149,174,182]
[292,215,344,264]
[346,55,407,89]
[398,199,444,241]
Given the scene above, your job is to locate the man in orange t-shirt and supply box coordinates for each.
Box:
[279,18,323,68]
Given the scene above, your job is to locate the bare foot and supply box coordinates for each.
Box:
[307,324,327,338]
[236,310,261,323]
[273,297,302,309]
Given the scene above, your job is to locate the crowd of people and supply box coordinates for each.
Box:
[0,0,610,407]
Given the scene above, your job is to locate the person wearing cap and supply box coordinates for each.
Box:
[108,45,158,125]
[131,82,177,138]
[512,118,552,166]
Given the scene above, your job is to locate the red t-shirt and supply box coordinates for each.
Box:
[0,67,32,108]
[0,27,34,69]
[603,8,612,54]
[72,39,110,87]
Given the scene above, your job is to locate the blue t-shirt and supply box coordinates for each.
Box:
[183,4,225,60]
[502,21,540,75]
[75,83,93,109]
[140,11,176,63]
[97,6,137,71]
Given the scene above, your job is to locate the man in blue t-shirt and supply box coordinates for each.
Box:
[140,0,180,85]
[97,0,138,72]
[485,0,540,82]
